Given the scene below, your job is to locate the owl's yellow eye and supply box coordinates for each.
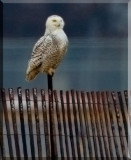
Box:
[52,19,57,22]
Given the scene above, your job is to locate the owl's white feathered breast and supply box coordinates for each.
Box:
[26,15,68,81]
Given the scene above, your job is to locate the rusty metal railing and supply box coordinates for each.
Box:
[0,88,129,159]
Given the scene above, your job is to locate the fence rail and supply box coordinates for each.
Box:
[0,88,130,159]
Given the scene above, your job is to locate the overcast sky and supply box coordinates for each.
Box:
[3,3,127,38]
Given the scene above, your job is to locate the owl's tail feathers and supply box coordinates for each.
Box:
[26,69,39,81]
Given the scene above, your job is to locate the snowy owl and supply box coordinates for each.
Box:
[26,15,68,81]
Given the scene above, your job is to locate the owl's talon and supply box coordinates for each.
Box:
[48,68,55,76]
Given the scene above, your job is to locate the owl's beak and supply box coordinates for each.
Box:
[57,24,60,27]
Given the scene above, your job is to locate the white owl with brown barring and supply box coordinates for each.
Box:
[26,15,68,81]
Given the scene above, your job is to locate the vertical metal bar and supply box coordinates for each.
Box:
[107,91,123,159]
[25,89,35,160]
[101,92,117,158]
[118,91,128,141]
[0,90,6,160]
[96,92,111,159]
[71,90,82,159]
[17,87,28,160]
[32,88,42,160]
[112,91,128,158]
[54,90,65,159]
[66,91,77,160]
[128,91,131,158]
[47,75,53,91]
[81,91,95,158]
[91,91,106,158]
[86,92,100,158]
[8,88,21,160]
[0,115,6,160]
[1,89,14,160]
[48,89,57,160]
[41,89,50,160]
[60,90,70,158]
[124,91,128,108]
[76,91,88,159]
[47,74,58,160]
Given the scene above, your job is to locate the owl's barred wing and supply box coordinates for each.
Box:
[26,34,59,81]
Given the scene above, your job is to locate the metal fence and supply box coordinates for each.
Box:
[0,88,129,159]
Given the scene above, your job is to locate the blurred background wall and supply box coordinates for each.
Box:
[3,3,128,91]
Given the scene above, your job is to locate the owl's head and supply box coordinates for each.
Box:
[45,15,65,31]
